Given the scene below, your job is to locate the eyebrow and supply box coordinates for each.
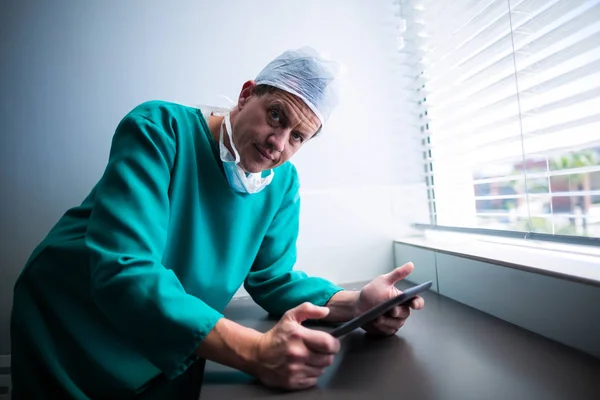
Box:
[271,102,312,138]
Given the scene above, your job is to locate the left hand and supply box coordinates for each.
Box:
[356,262,425,336]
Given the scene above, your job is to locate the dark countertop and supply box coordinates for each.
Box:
[200,281,600,400]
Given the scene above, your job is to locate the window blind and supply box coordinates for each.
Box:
[397,0,600,239]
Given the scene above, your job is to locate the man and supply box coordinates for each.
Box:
[10,47,424,399]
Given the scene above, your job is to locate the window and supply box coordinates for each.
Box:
[398,0,600,239]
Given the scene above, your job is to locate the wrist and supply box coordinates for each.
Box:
[244,329,264,376]
[232,325,263,375]
[195,318,263,376]
[324,290,361,322]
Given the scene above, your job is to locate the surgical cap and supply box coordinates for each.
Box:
[255,46,342,127]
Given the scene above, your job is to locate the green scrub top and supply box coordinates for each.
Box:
[10,100,343,398]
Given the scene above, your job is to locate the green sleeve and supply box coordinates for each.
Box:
[244,167,344,316]
[86,107,223,379]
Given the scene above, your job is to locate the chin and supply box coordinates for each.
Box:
[241,162,266,174]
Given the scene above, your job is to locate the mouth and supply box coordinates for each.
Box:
[254,144,276,163]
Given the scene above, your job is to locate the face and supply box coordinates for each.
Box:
[228,81,321,173]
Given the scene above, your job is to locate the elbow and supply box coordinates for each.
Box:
[88,253,154,304]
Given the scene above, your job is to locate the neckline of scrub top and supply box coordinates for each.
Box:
[196,107,225,174]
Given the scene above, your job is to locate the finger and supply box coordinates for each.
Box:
[376,314,407,329]
[387,305,410,319]
[387,305,401,318]
[381,262,414,285]
[298,326,340,354]
[292,376,318,390]
[301,365,326,378]
[373,316,406,333]
[364,321,399,337]
[285,342,309,363]
[285,302,330,324]
[305,352,335,368]
[282,367,321,390]
[409,296,425,310]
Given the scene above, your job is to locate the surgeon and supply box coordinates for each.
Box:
[10,46,425,399]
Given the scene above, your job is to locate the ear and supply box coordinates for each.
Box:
[237,80,256,110]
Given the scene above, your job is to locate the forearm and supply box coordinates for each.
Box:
[195,318,262,376]
[323,290,360,322]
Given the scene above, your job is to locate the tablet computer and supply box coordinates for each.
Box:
[329,281,432,338]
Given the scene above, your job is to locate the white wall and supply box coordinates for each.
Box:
[0,0,427,353]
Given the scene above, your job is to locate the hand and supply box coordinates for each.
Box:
[357,262,425,336]
[253,302,341,390]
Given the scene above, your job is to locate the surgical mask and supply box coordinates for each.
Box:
[219,112,274,194]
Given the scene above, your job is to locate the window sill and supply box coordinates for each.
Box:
[395,230,600,287]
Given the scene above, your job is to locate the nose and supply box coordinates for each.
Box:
[266,128,290,153]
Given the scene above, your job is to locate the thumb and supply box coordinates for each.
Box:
[382,262,414,285]
[285,302,330,324]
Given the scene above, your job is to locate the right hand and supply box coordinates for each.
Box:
[252,302,340,390]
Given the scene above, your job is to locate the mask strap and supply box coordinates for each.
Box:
[219,114,241,163]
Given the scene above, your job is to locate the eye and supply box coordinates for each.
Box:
[291,132,305,143]
[269,109,281,123]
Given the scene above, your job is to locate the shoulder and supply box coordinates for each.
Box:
[124,100,201,126]
[112,100,204,148]
[108,101,200,157]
